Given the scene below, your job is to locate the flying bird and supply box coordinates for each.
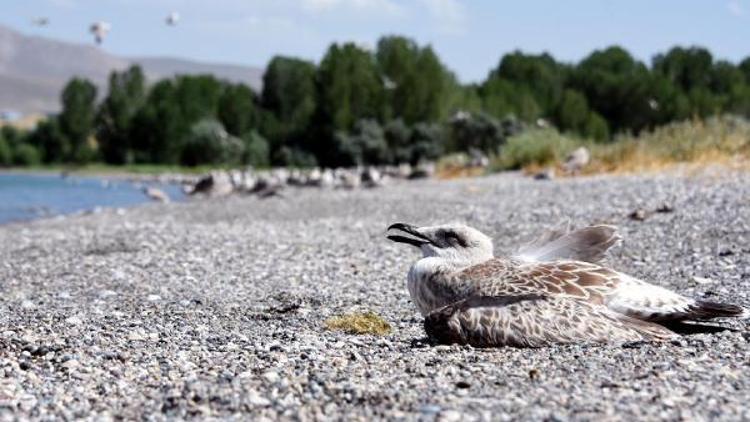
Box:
[31,17,49,27]
[387,222,747,347]
[166,12,180,26]
[89,21,111,45]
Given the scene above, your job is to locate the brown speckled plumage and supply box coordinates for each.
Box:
[388,222,748,348]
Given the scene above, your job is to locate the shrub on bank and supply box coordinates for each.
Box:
[492,129,582,171]
[489,116,750,173]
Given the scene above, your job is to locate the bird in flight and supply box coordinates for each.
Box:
[387,222,747,347]
[31,17,49,27]
[89,21,111,45]
[166,12,180,26]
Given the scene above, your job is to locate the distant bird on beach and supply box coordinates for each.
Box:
[387,222,747,347]
[142,186,170,203]
[563,146,590,175]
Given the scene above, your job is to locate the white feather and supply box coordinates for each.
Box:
[516,223,622,263]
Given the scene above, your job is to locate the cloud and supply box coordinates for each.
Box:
[418,0,467,34]
[728,0,745,16]
[302,0,404,16]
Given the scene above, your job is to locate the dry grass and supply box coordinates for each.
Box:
[324,311,392,336]
[493,116,750,177]
[435,153,488,179]
[584,117,750,174]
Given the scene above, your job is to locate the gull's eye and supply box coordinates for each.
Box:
[445,231,466,247]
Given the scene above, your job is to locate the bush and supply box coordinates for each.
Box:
[582,112,610,141]
[408,122,445,164]
[448,112,521,154]
[242,131,270,167]
[12,143,42,166]
[0,136,11,165]
[180,119,244,166]
[273,146,318,168]
[26,118,69,163]
[384,119,412,164]
[333,119,389,166]
[493,129,580,170]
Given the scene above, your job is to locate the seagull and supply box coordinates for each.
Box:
[563,147,590,175]
[31,17,49,27]
[142,186,170,203]
[89,21,111,45]
[387,222,747,347]
[166,12,180,26]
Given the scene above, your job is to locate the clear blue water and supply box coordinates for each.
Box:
[0,173,186,225]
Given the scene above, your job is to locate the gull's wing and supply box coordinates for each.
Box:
[457,259,748,322]
[459,259,620,304]
[424,295,676,347]
[515,223,621,263]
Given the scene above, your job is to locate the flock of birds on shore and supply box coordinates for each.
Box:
[138,162,436,203]
[31,12,180,45]
[136,145,592,203]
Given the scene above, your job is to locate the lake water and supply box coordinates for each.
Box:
[0,173,186,225]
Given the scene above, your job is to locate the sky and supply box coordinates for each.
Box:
[2,0,750,83]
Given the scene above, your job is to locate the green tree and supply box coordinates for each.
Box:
[376,36,458,124]
[261,56,316,134]
[570,46,653,134]
[652,46,722,117]
[487,51,566,117]
[130,75,226,163]
[0,132,11,165]
[739,57,750,83]
[96,65,146,164]
[59,78,98,163]
[130,80,182,163]
[27,118,67,162]
[260,56,317,161]
[313,42,384,166]
[653,47,714,91]
[218,83,259,137]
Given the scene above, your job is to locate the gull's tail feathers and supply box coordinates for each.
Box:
[607,273,750,322]
[516,222,622,263]
[689,300,749,320]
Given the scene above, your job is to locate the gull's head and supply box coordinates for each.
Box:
[387,222,494,263]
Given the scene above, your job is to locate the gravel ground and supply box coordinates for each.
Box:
[1,168,749,420]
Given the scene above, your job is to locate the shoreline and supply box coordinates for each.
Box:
[2,169,749,419]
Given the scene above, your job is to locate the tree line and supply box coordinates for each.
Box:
[2,36,750,168]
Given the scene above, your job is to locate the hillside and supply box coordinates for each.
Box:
[0,25,263,114]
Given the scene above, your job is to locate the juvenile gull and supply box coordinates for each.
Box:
[387,223,748,348]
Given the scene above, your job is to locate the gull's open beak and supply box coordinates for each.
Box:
[387,223,432,247]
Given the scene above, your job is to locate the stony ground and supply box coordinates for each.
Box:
[1,168,749,421]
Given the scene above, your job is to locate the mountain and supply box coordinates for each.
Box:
[0,25,264,114]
